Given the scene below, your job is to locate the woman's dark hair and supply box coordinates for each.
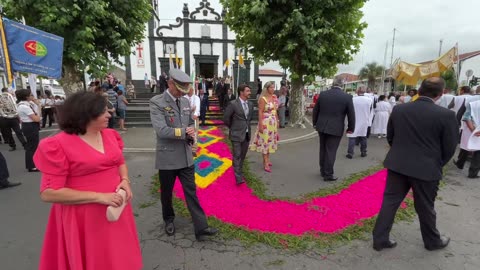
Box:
[15,89,32,102]
[45,90,52,97]
[58,92,107,135]
[379,95,386,101]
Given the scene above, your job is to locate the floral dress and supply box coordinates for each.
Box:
[250,96,279,154]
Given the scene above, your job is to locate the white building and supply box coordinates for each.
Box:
[126,0,258,89]
[457,50,480,86]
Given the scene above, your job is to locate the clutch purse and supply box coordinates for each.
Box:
[106,189,127,222]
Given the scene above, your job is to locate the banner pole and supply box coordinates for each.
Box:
[0,15,13,85]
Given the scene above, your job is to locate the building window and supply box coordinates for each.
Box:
[201,24,211,38]
[165,43,175,54]
[201,43,212,55]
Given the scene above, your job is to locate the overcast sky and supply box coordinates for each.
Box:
[159,0,480,75]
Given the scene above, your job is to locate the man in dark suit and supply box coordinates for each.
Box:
[198,76,209,94]
[373,77,458,251]
[199,88,209,126]
[216,79,226,109]
[223,88,236,106]
[223,84,253,185]
[312,78,355,181]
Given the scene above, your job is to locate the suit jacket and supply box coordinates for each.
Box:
[224,94,236,105]
[199,93,209,113]
[150,91,194,170]
[216,83,226,96]
[312,87,355,136]
[198,81,210,92]
[384,97,459,181]
[223,98,253,142]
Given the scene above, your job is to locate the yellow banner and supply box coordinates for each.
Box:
[0,16,13,85]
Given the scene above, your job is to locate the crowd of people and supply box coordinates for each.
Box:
[4,66,479,269]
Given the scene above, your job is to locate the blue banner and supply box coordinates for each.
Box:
[2,18,64,79]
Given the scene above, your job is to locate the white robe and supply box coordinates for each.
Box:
[452,95,467,115]
[347,96,373,138]
[389,96,396,107]
[364,93,376,126]
[435,94,455,109]
[371,101,392,135]
[467,100,480,150]
[460,95,480,150]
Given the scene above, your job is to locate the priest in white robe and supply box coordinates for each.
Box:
[346,87,373,159]
[435,89,455,109]
[458,98,480,178]
[371,95,392,138]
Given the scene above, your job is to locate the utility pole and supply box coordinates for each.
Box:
[390,28,396,67]
[438,39,443,57]
[381,40,389,94]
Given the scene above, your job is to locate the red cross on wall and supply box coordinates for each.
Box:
[136,44,144,58]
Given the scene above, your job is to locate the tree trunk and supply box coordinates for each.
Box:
[288,77,305,128]
[59,64,84,96]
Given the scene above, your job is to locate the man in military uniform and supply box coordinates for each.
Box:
[150,69,218,241]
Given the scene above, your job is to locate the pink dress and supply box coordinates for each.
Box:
[34,129,142,270]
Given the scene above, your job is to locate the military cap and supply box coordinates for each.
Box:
[169,69,191,93]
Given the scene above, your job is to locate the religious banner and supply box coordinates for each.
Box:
[135,43,145,68]
[2,17,64,79]
[393,45,458,86]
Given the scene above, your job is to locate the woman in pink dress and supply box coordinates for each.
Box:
[34,92,142,270]
[250,81,280,172]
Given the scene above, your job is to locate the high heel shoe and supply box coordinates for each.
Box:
[268,163,272,167]
[264,166,271,173]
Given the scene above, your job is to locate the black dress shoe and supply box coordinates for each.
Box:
[346,154,353,159]
[195,227,218,241]
[373,239,397,251]
[28,168,40,172]
[468,175,480,179]
[164,221,175,236]
[0,181,22,189]
[453,160,464,170]
[8,146,16,151]
[425,236,450,251]
[236,179,245,185]
[361,153,367,157]
[324,176,338,182]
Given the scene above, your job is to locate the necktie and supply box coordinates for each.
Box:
[243,102,249,118]
[175,98,181,111]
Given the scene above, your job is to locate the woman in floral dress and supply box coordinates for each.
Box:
[250,81,279,172]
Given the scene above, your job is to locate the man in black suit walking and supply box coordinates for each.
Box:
[312,78,355,181]
[223,84,253,185]
[373,77,458,251]
[199,88,209,126]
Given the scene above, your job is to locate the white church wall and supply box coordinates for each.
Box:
[129,36,152,81]
[159,23,184,38]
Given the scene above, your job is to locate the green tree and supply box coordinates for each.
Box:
[3,0,151,93]
[441,68,458,93]
[220,0,367,127]
[358,62,384,91]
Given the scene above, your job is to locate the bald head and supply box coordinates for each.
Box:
[418,77,445,99]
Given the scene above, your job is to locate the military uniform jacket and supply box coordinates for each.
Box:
[150,90,195,170]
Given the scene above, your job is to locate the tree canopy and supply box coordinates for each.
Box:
[220,0,367,82]
[2,0,151,90]
[358,62,385,90]
[220,0,367,126]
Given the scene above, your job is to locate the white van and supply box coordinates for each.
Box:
[43,85,66,99]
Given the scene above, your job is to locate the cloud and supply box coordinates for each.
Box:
[159,0,480,77]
